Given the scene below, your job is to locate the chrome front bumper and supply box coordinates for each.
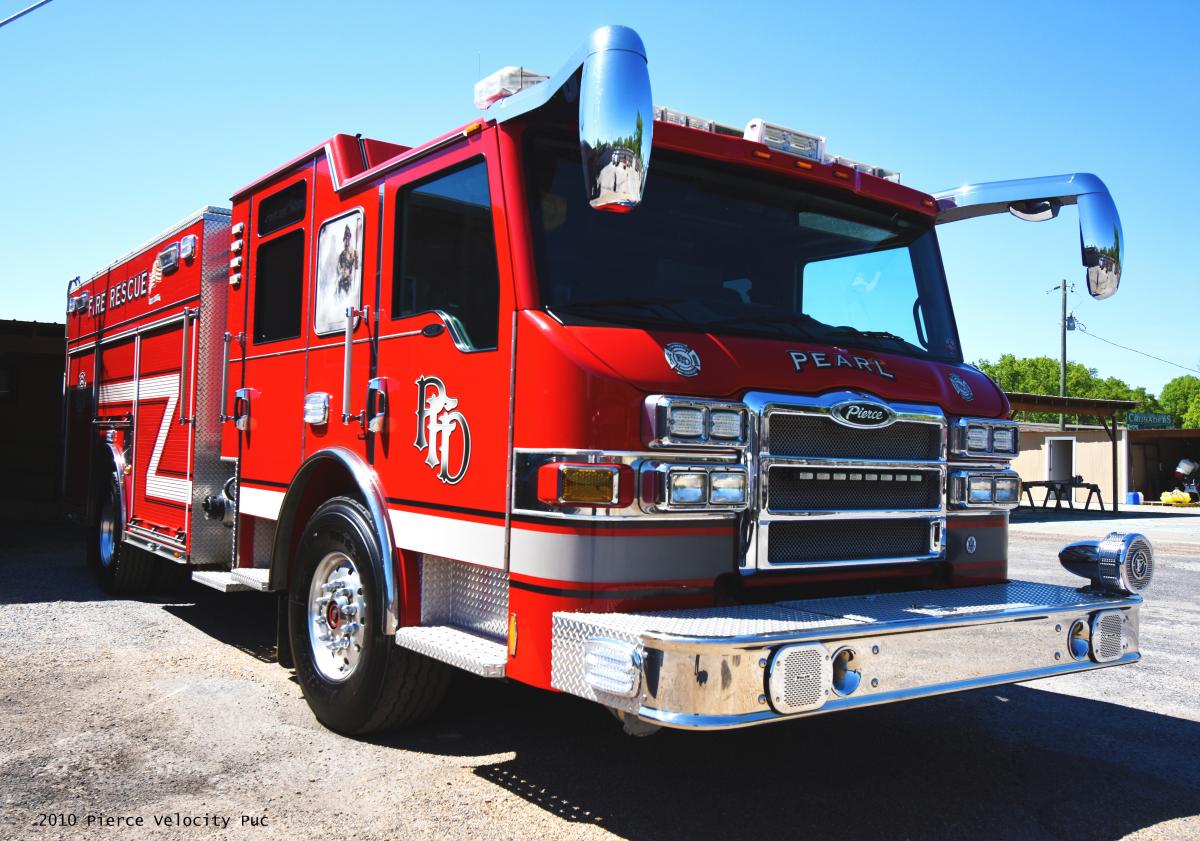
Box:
[550,581,1141,730]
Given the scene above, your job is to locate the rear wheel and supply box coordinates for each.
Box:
[89,470,155,594]
[288,497,450,735]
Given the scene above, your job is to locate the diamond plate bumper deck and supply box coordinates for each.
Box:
[550,580,1142,730]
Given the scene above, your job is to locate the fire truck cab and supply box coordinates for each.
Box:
[63,26,1153,735]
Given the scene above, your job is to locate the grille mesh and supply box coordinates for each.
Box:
[769,645,828,713]
[1094,612,1124,662]
[768,519,933,565]
[767,467,941,512]
[767,413,942,461]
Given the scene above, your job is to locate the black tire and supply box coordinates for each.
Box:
[89,470,155,594]
[288,496,450,735]
[150,557,193,593]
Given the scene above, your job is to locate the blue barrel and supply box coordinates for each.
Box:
[1125,492,1143,505]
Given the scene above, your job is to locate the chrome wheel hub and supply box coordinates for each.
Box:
[98,491,117,569]
[307,551,367,682]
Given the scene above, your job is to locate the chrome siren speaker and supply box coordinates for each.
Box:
[1058,532,1154,594]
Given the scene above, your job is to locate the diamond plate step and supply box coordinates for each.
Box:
[395,625,507,678]
[229,568,272,591]
[191,570,253,592]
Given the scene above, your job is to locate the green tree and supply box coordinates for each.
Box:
[974,354,1162,424]
[1183,394,1200,429]
[1160,375,1200,426]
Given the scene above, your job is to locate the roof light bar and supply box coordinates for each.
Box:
[744,118,826,163]
[474,66,549,110]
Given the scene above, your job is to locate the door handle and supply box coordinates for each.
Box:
[342,305,369,424]
[233,387,258,431]
[366,377,388,433]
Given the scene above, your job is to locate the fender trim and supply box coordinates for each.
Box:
[270,447,399,634]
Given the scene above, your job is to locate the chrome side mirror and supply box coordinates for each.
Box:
[578,29,653,211]
[488,26,653,213]
[934,173,1123,299]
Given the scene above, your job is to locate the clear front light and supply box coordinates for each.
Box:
[708,410,744,440]
[709,471,747,505]
[967,476,994,504]
[668,471,708,504]
[966,426,989,451]
[667,407,705,438]
[992,427,1016,453]
[994,476,1020,503]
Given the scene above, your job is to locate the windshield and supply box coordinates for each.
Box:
[525,136,962,364]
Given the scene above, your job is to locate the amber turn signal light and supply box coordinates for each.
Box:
[536,463,633,507]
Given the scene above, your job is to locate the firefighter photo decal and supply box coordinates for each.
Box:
[314,209,364,335]
[413,375,471,484]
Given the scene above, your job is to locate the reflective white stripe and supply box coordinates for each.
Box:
[239,486,284,519]
[388,508,505,570]
[97,374,191,504]
[234,488,504,568]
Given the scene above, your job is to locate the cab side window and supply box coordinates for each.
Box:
[393,159,500,351]
[253,229,305,344]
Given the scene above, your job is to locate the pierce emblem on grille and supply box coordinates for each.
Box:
[663,342,701,377]
[830,400,896,429]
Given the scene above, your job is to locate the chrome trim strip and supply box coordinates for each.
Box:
[640,655,1141,731]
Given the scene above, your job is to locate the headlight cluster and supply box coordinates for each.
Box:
[646,464,749,511]
[648,396,748,448]
[952,419,1019,458]
[951,470,1021,509]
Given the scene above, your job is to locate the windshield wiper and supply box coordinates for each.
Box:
[547,297,695,329]
[823,327,926,354]
[704,313,826,340]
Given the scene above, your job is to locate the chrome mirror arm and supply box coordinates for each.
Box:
[933,173,1123,300]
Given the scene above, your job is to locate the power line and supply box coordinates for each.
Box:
[0,0,53,30]
[1076,325,1200,376]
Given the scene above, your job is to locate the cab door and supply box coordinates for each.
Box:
[235,170,313,498]
[371,132,514,570]
[300,161,380,460]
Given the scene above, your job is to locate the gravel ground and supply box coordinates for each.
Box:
[1,514,1197,841]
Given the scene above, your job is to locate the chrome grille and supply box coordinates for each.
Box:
[1093,611,1124,663]
[766,412,942,461]
[767,519,934,565]
[767,467,941,512]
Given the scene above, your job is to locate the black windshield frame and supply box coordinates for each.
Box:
[523,134,964,365]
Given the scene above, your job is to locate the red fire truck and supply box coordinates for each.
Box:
[63,26,1154,736]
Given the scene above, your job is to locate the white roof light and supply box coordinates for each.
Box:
[474,66,549,110]
[654,105,716,132]
[744,118,826,162]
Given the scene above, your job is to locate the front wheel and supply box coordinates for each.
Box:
[88,470,154,594]
[288,497,450,735]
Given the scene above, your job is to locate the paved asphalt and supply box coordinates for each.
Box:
[1,510,1197,840]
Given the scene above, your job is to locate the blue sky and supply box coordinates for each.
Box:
[2,0,1195,394]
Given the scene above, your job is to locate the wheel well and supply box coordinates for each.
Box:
[269,459,366,594]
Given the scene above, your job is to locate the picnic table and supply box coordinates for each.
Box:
[1021,478,1105,512]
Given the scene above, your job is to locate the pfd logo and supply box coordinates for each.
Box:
[413,376,471,484]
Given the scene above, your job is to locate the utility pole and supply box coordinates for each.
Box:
[1052,280,1072,431]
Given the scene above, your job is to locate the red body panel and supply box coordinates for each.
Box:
[64,114,1016,697]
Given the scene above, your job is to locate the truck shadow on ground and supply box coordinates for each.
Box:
[390,676,1200,841]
